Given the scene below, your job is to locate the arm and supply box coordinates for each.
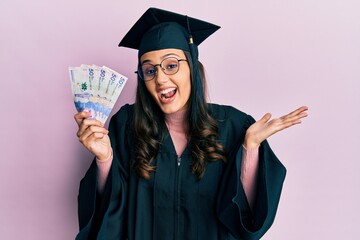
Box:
[240,106,308,211]
[74,105,132,239]
[96,154,113,194]
[240,145,259,211]
[217,106,308,239]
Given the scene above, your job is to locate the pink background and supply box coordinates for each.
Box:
[1,0,359,239]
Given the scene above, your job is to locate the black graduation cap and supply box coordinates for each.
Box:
[118,7,220,58]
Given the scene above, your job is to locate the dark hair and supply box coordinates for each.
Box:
[133,51,226,179]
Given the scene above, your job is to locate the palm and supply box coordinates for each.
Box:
[244,106,308,148]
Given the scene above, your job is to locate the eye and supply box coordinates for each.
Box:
[145,69,156,76]
[142,65,156,76]
[164,59,179,70]
[166,63,178,70]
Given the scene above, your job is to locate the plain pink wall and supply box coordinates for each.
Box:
[1,0,359,239]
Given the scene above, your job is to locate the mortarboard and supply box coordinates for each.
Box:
[118,7,220,58]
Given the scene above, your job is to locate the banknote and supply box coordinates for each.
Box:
[69,65,128,123]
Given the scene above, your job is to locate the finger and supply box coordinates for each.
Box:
[92,132,108,139]
[286,106,309,118]
[74,111,91,126]
[265,106,308,135]
[297,111,308,119]
[283,110,308,124]
[77,118,104,137]
[82,118,104,127]
[259,113,272,123]
[79,125,109,143]
[79,119,105,137]
[79,124,108,140]
[276,113,307,131]
[278,106,308,123]
[83,132,107,146]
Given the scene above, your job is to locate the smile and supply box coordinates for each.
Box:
[158,87,177,102]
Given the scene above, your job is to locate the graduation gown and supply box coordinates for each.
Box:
[76,103,286,240]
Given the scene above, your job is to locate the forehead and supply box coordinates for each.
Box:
[140,48,186,63]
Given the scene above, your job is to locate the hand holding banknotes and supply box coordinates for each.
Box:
[70,64,127,160]
[74,111,112,161]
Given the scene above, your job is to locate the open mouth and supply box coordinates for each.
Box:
[159,88,177,100]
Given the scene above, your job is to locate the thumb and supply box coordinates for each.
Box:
[259,113,272,123]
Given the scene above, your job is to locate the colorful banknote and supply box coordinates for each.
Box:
[69,65,128,123]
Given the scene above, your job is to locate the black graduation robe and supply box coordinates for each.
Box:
[76,103,286,240]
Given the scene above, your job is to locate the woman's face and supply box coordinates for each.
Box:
[140,48,191,114]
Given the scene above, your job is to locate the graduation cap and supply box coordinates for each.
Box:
[118,7,220,58]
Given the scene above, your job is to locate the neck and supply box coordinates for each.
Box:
[164,109,189,156]
[165,109,189,133]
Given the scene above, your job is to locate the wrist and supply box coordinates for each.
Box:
[243,142,259,150]
[97,149,113,162]
[244,134,260,149]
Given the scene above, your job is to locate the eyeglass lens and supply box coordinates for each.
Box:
[139,57,182,81]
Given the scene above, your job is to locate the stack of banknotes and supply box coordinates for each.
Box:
[69,64,128,123]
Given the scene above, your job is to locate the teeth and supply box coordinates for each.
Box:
[160,88,176,94]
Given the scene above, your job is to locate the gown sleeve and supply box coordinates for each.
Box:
[216,110,287,240]
[76,104,132,240]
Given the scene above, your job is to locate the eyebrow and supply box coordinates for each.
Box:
[141,53,182,65]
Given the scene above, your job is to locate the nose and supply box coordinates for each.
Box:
[154,66,169,84]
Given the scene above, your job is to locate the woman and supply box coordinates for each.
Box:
[74,8,308,240]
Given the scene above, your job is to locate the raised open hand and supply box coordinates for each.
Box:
[244,106,308,149]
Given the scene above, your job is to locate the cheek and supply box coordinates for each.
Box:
[183,74,192,96]
[178,77,192,104]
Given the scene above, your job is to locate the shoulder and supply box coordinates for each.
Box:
[208,103,255,128]
[113,103,134,116]
[111,104,134,122]
[108,104,134,133]
[208,103,256,148]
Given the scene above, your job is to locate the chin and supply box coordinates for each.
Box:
[160,106,178,114]
[159,103,184,114]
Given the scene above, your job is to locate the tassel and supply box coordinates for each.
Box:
[186,16,206,125]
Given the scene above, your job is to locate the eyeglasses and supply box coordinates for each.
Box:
[136,57,187,81]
